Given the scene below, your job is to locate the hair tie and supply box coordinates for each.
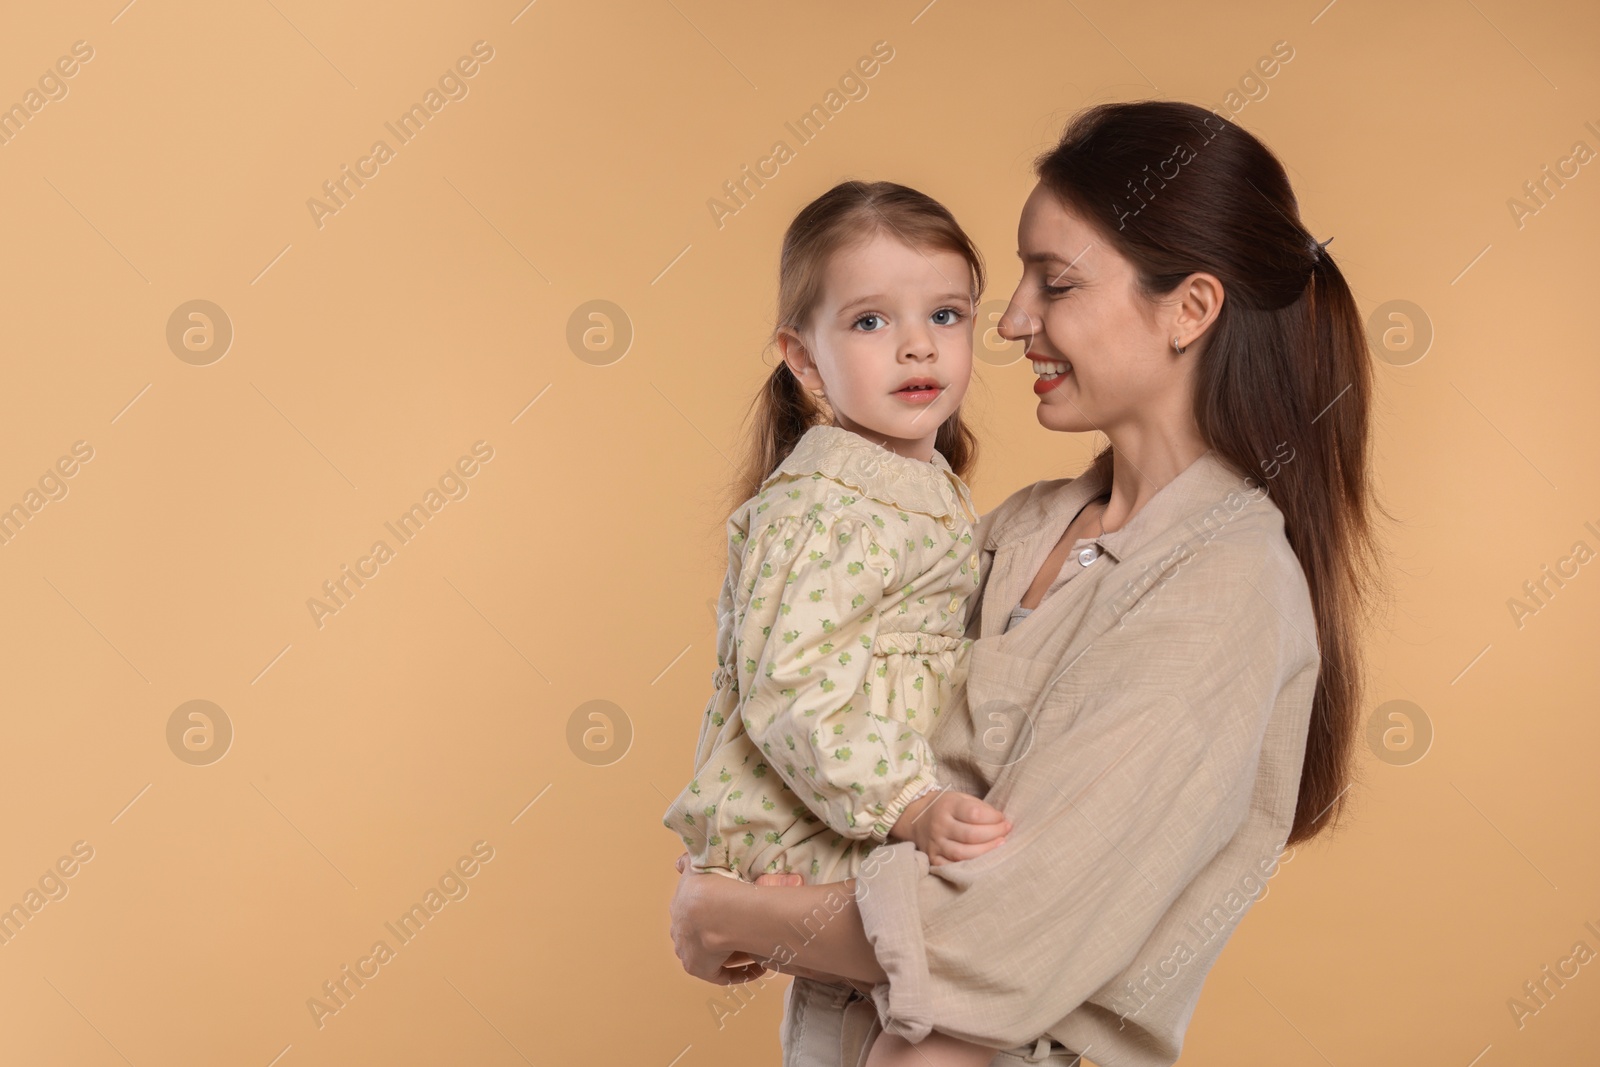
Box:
[1307,234,1333,260]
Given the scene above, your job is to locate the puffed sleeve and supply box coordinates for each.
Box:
[852,559,1314,1047]
[736,510,940,844]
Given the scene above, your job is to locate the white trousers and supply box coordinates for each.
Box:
[779,974,1084,1066]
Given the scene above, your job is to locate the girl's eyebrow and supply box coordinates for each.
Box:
[837,292,973,314]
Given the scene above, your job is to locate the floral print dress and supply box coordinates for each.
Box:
[663,424,980,884]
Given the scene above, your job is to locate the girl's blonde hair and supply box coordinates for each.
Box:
[727,180,985,515]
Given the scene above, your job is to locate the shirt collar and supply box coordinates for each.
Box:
[979,448,1252,565]
[763,424,973,521]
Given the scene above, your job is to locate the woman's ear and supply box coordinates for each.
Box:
[1172,272,1224,352]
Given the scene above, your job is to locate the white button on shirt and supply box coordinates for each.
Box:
[1003,508,1109,634]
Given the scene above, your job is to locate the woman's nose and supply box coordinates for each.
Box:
[995,303,1035,343]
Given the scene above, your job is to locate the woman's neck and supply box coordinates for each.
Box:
[1100,432,1209,533]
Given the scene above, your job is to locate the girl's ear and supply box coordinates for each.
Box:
[776,327,823,392]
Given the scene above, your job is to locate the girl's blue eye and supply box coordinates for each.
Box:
[854,314,884,331]
[931,308,964,325]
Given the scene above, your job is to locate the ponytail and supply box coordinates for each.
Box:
[1034,100,1394,847]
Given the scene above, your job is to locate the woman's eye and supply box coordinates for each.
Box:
[1041,284,1073,296]
[853,314,884,331]
[931,307,964,326]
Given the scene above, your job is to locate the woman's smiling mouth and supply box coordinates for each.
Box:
[1031,357,1071,395]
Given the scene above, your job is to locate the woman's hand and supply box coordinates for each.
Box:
[669,856,862,989]
[670,853,768,984]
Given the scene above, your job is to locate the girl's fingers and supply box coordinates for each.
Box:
[950,836,1009,863]
[936,819,1010,845]
[950,796,1010,824]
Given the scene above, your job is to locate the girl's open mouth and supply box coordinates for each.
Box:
[893,383,943,404]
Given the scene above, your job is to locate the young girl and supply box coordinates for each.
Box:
[662,181,1013,1066]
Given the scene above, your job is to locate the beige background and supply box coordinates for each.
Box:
[0,1,1594,1064]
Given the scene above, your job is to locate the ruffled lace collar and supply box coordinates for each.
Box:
[760,424,970,519]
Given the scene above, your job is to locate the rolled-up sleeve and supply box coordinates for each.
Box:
[853,568,1299,1047]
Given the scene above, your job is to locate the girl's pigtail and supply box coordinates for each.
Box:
[730,359,823,516]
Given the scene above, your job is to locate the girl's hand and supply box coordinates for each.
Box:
[898,789,1012,866]
[669,853,768,984]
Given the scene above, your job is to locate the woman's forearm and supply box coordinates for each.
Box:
[728,877,889,985]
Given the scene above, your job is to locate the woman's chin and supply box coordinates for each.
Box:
[1036,408,1096,434]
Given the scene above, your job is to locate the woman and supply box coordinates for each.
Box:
[669,99,1386,1067]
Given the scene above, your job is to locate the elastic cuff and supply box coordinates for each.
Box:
[853,840,934,1042]
[868,768,940,844]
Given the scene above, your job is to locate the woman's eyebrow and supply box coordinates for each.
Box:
[1017,250,1080,268]
[1019,249,1090,283]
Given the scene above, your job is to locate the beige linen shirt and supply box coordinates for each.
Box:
[850,447,1321,1065]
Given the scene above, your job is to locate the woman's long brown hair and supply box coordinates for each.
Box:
[1033,101,1392,846]
[725,180,985,518]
